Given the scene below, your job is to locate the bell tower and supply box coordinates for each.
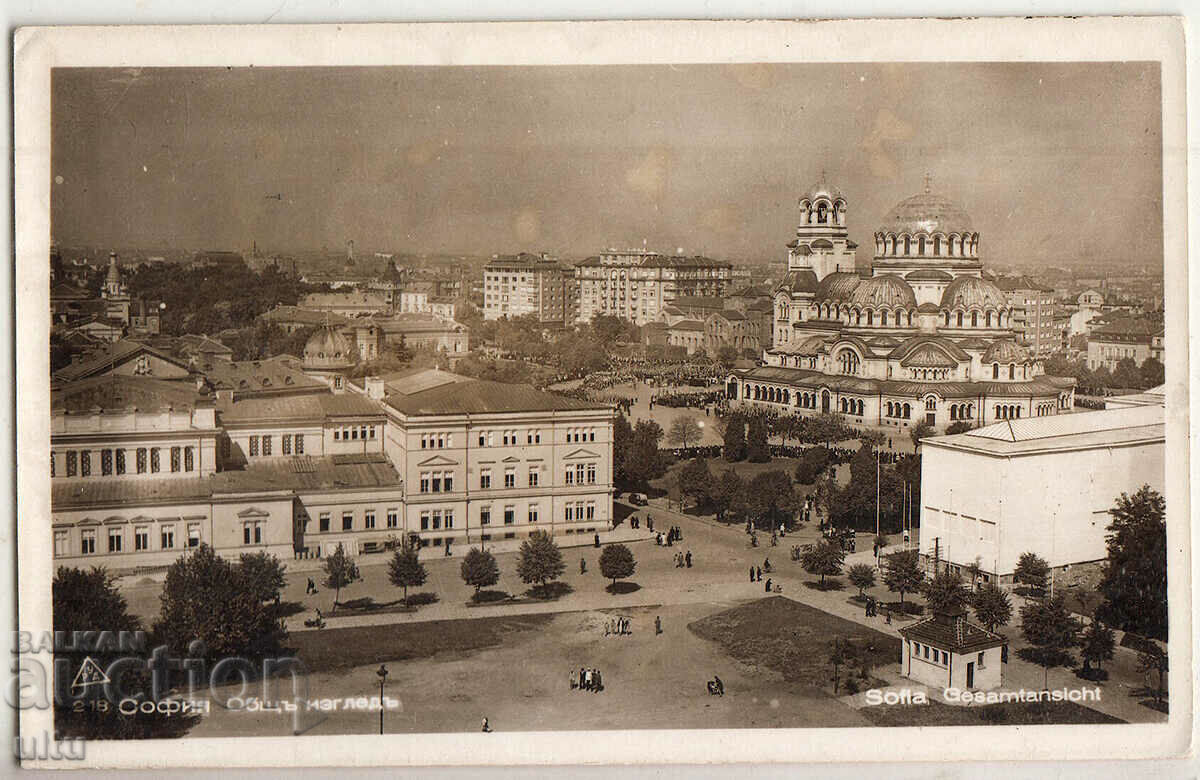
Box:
[788,172,858,280]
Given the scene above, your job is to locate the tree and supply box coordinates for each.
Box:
[1013,551,1050,597]
[747,470,800,530]
[723,414,747,461]
[801,539,845,588]
[910,422,935,447]
[945,420,974,435]
[387,545,428,605]
[676,457,713,510]
[1139,357,1165,388]
[516,531,566,592]
[746,416,770,462]
[829,638,851,694]
[612,414,634,488]
[1096,485,1167,641]
[1019,593,1080,690]
[322,543,361,608]
[1137,644,1168,707]
[802,413,853,448]
[709,468,745,523]
[155,543,286,663]
[1111,357,1142,389]
[624,420,669,489]
[1079,621,1116,674]
[883,549,925,604]
[971,582,1013,632]
[717,345,740,370]
[238,551,287,604]
[847,563,877,599]
[794,446,832,484]
[54,566,140,636]
[923,570,969,614]
[460,547,500,596]
[599,543,636,588]
[667,415,703,450]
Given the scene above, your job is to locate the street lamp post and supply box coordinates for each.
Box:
[376,664,388,735]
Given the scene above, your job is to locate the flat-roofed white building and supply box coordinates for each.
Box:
[918,403,1164,582]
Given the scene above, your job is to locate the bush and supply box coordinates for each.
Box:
[844,677,860,695]
[889,601,924,616]
[1075,666,1109,682]
[794,446,832,484]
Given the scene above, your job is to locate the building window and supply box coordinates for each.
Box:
[262,436,272,456]
[135,526,149,551]
[529,469,539,487]
[81,451,91,477]
[342,512,353,531]
[161,525,175,549]
[369,426,376,440]
[480,469,491,489]
[1009,364,1015,380]
[586,502,596,520]
[136,448,147,474]
[334,429,341,441]
[334,376,343,390]
[431,472,443,492]
[169,446,180,472]
[108,527,122,553]
[564,504,573,522]
[319,512,330,532]
[528,505,539,523]
[249,436,259,456]
[420,434,428,449]
[185,447,195,472]
[243,522,263,545]
[81,529,96,555]
[283,434,292,455]
[480,507,491,525]
[504,469,515,488]
[386,508,398,528]
[101,449,113,476]
[364,510,376,529]
[444,510,454,529]
[504,506,514,525]
[187,523,201,548]
[66,451,78,477]
[54,530,68,556]
[295,434,304,454]
[576,464,585,484]
[564,467,574,485]
[587,464,596,484]
[420,472,430,493]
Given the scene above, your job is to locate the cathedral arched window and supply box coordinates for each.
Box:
[944,312,951,326]
[837,349,860,376]
[918,236,926,255]
[1009,364,1015,380]
[971,312,978,327]
[904,235,911,255]
[855,310,862,325]
[867,311,873,326]
[950,405,958,420]
[985,311,992,327]
[933,236,941,255]
[992,363,999,379]
[956,312,963,327]
[881,311,888,326]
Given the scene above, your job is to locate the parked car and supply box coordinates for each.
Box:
[629,492,648,506]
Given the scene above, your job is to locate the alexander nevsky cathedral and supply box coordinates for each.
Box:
[727,176,1076,432]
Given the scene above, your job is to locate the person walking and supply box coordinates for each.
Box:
[594,533,601,548]
[685,551,692,568]
[580,557,587,574]
[481,717,491,732]
[655,615,662,635]
[764,577,772,593]
[570,669,577,690]
[749,566,755,583]
[756,566,762,582]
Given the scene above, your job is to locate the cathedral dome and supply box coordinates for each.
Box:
[940,276,1008,310]
[815,271,861,301]
[801,173,844,204]
[878,185,973,236]
[303,326,355,371]
[775,269,819,295]
[982,339,1031,365]
[848,274,916,308]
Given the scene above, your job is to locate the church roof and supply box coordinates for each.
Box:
[848,275,917,308]
[982,339,1032,364]
[814,272,862,302]
[889,335,970,363]
[940,276,1008,310]
[810,239,834,250]
[775,269,819,295]
[303,326,356,371]
[878,184,974,235]
[800,174,844,203]
[904,269,954,282]
[900,343,960,368]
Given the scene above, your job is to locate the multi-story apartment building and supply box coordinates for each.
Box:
[482,253,568,323]
[1087,317,1160,370]
[995,275,1060,357]
[574,248,733,326]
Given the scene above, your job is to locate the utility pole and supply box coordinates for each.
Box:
[875,448,881,540]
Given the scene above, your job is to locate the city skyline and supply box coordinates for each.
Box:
[52,62,1162,267]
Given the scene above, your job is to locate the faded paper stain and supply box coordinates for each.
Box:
[625,148,669,200]
[514,207,541,243]
[860,108,914,181]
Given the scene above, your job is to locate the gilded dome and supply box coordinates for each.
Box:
[940,276,1008,310]
[303,326,355,370]
[815,271,861,302]
[982,339,1031,364]
[848,274,916,308]
[878,187,973,236]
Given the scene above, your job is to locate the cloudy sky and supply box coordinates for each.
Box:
[51,62,1162,267]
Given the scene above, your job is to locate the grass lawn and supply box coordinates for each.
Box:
[859,698,1126,727]
[688,596,901,688]
[285,612,554,674]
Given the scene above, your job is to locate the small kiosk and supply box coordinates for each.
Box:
[899,607,1006,691]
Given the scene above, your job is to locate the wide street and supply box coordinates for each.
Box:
[138,489,1166,737]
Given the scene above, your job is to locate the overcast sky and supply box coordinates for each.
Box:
[51,62,1162,267]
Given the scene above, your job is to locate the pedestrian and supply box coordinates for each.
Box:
[655,615,663,635]
[580,666,586,691]
[580,557,587,574]
[593,669,602,693]
[885,606,892,625]
[594,533,600,548]
[306,577,315,594]
[570,669,577,690]
[583,668,592,691]
[756,566,762,582]
[764,577,772,593]
[685,551,692,568]
[647,516,654,532]
[481,717,491,732]
[604,620,611,637]
[749,566,755,583]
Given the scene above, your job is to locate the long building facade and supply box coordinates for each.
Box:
[728,176,1076,431]
[575,248,733,326]
[49,328,614,570]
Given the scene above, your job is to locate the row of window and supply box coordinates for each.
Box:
[315,508,400,533]
[909,641,988,670]
[247,433,306,458]
[333,425,377,442]
[53,447,195,478]
[56,522,202,556]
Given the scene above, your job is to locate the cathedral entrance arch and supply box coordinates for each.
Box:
[821,390,830,414]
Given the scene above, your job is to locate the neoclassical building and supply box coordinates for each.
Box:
[728,176,1075,431]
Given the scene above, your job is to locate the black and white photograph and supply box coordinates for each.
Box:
[12,17,1191,769]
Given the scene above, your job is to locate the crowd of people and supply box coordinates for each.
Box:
[605,616,633,636]
[571,667,604,693]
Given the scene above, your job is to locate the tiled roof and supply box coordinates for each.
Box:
[51,283,92,300]
[52,375,209,414]
[1090,317,1159,337]
[368,314,466,334]
[670,320,705,332]
[216,391,384,425]
[899,613,1005,653]
[375,367,473,396]
[198,356,326,396]
[384,379,608,417]
[52,339,191,384]
[53,476,214,510]
[734,366,1071,399]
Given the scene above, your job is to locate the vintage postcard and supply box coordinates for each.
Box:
[11,17,1190,769]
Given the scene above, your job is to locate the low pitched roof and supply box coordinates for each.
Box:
[383,379,608,417]
[52,339,191,384]
[52,375,209,414]
[216,391,385,425]
[899,612,1006,654]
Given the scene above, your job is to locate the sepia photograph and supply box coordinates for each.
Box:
[12,18,1190,769]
